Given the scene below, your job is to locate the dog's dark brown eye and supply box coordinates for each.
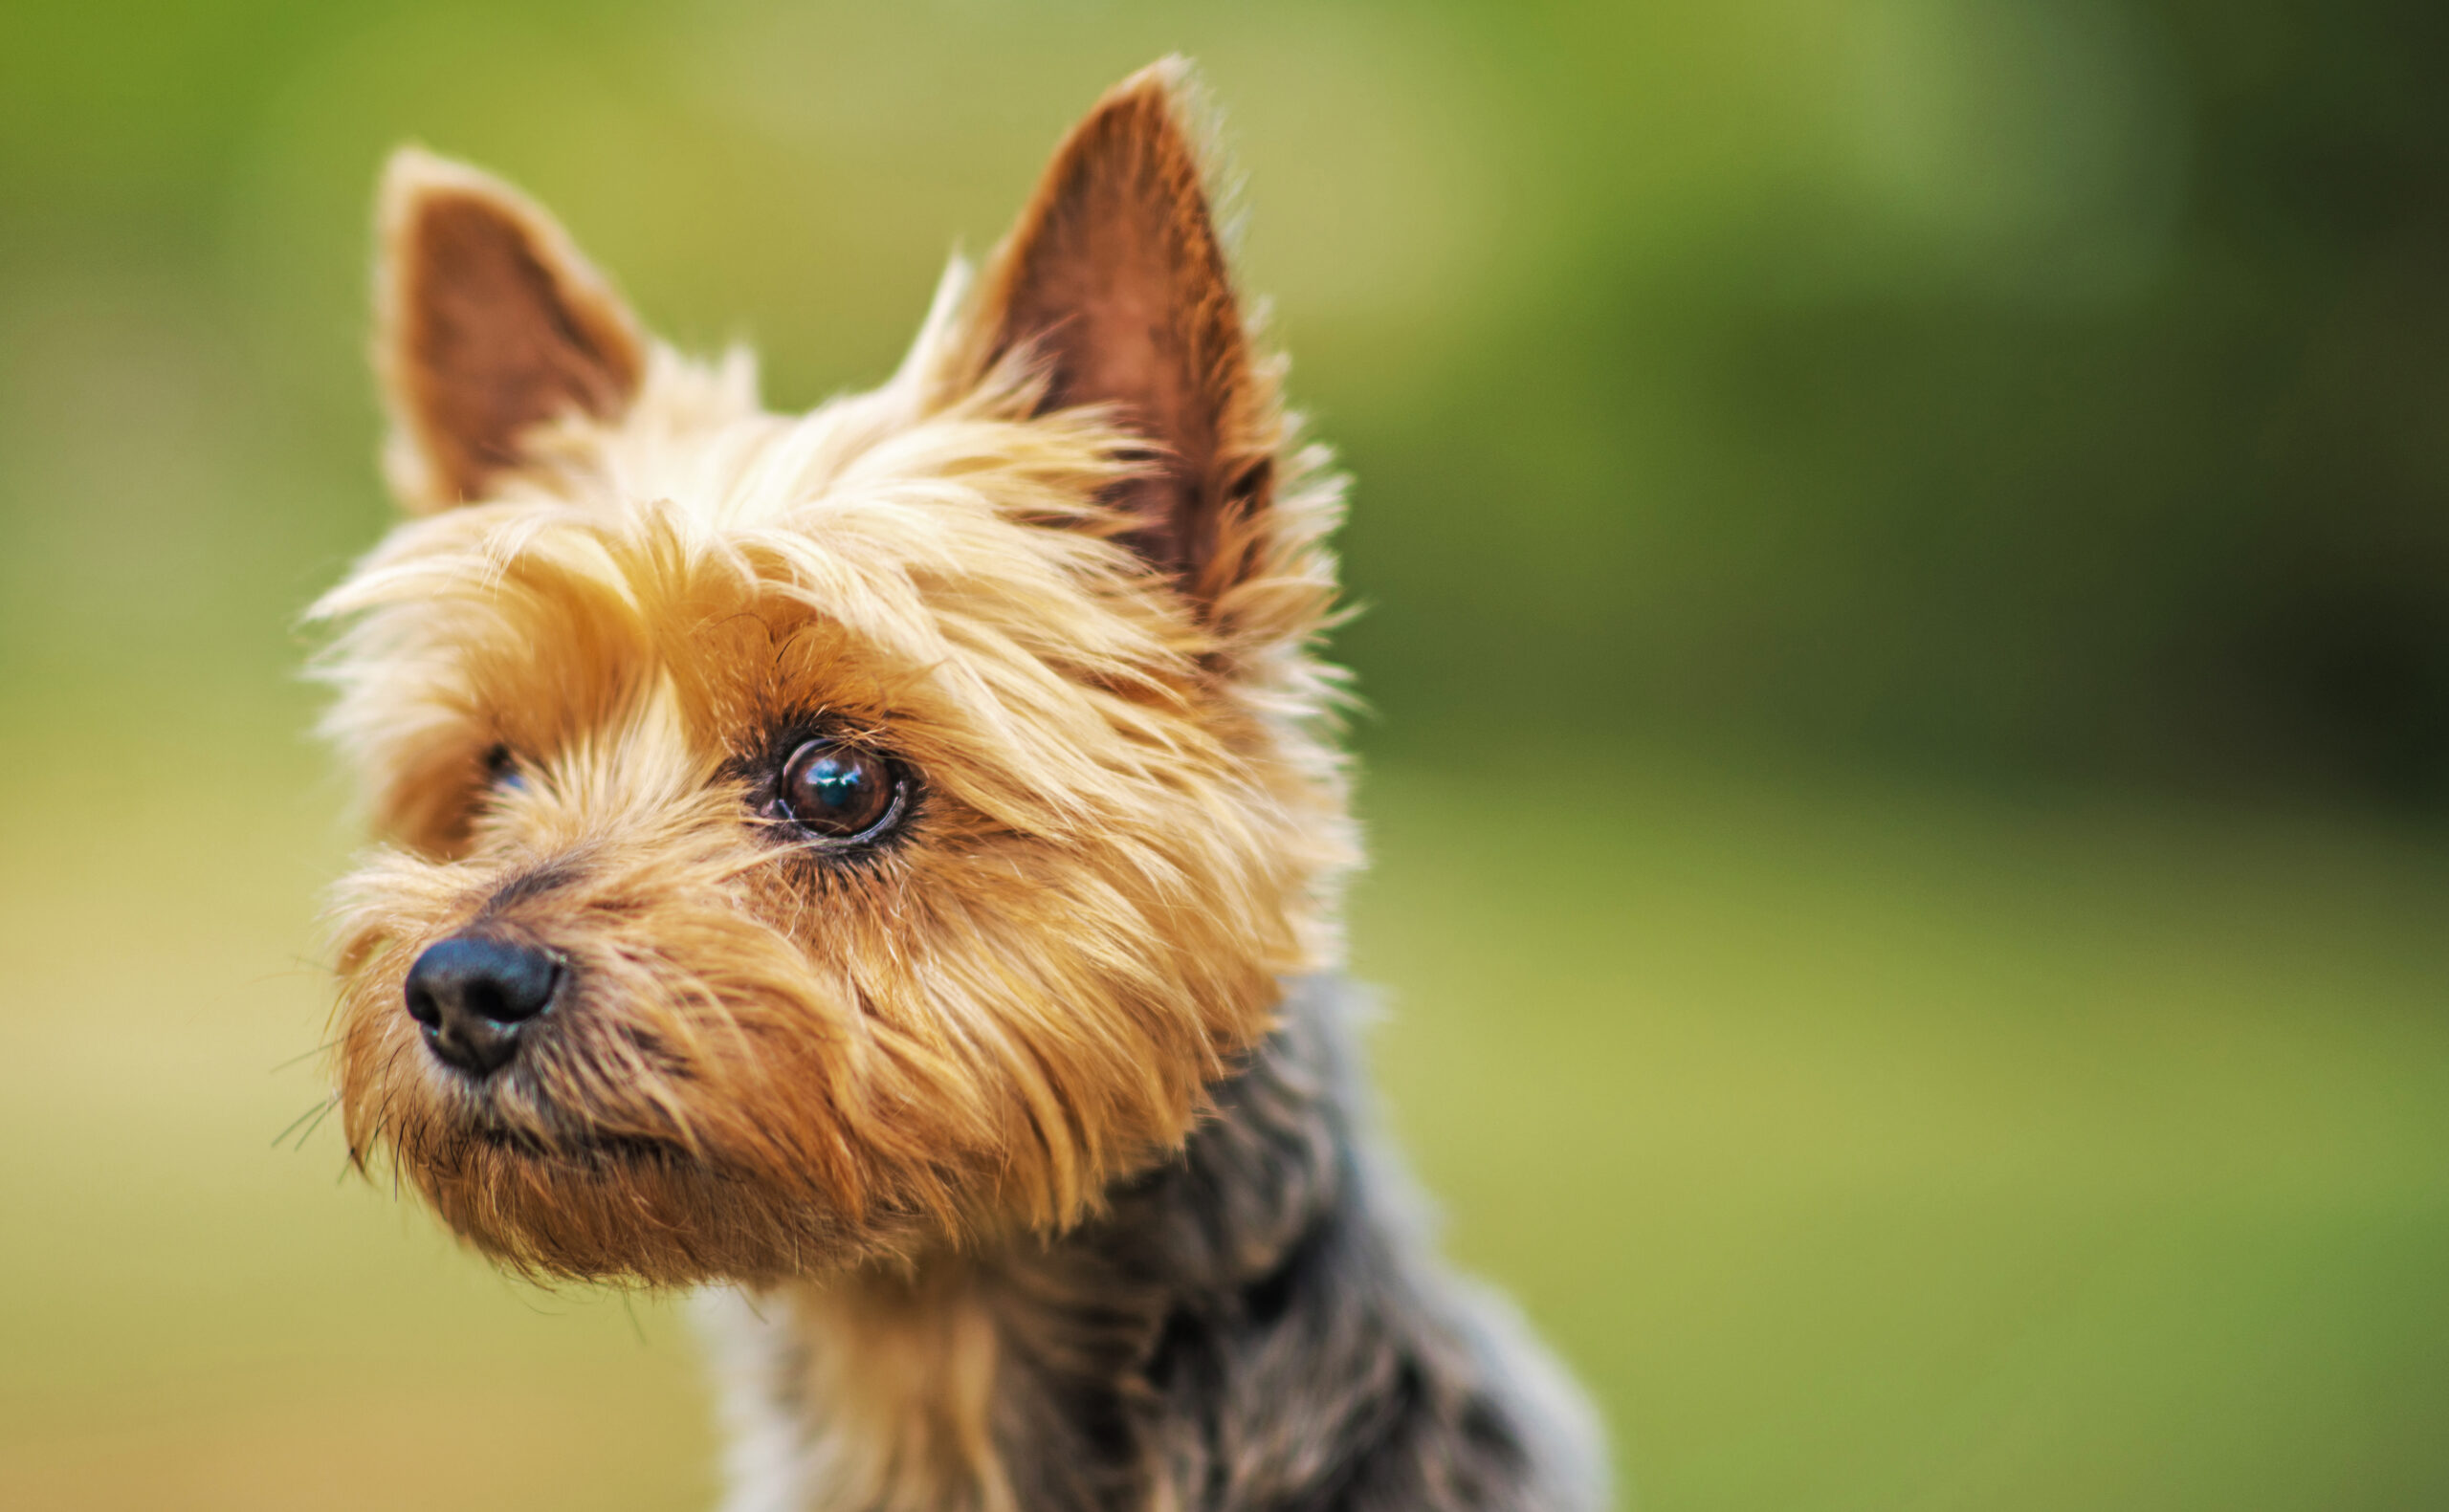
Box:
[483,744,526,791]
[776,740,902,841]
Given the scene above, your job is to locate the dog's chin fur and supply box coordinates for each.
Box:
[408,1129,873,1285]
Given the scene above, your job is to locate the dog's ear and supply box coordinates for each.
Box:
[373,149,645,512]
[964,58,1280,609]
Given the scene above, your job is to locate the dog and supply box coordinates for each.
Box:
[310,56,1606,1512]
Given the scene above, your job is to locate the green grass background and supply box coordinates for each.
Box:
[6,1,2449,1507]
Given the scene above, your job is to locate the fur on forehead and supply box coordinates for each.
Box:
[313,263,1344,846]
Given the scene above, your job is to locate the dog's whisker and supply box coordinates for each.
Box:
[288,1097,342,1151]
[270,1096,338,1150]
[268,1038,343,1075]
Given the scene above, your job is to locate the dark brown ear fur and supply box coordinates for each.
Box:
[375,149,645,511]
[968,58,1281,609]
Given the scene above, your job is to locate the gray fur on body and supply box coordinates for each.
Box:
[701,975,1609,1512]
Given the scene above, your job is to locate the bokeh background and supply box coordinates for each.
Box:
[6,1,2449,1507]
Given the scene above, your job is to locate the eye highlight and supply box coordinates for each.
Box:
[771,739,905,844]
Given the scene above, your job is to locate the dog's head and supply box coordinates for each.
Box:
[313,60,1355,1285]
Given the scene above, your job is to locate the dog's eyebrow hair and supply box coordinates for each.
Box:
[481,856,587,914]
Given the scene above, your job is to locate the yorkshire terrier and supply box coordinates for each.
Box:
[312,57,1605,1512]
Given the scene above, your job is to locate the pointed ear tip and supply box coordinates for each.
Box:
[1118,54,1194,94]
[374,147,541,233]
[1096,55,1201,123]
[379,145,466,202]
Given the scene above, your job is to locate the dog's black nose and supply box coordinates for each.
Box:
[404,934,563,1077]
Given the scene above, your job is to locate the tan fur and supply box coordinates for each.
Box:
[316,62,1357,1290]
[780,1271,1016,1512]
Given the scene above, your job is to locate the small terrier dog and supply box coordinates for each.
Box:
[312,58,1605,1512]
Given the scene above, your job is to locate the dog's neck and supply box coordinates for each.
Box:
[701,978,1596,1512]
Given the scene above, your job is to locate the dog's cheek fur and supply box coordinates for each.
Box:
[855,785,1311,1227]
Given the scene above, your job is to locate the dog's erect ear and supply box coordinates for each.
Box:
[373,149,645,511]
[965,58,1280,608]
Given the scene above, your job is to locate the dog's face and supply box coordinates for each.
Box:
[314,63,1354,1285]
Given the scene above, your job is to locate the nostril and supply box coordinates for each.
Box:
[402,934,564,1076]
[404,975,443,1028]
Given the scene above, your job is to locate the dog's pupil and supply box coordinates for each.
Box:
[781,741,893,836]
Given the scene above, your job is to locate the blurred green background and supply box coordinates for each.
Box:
[5,1,2449,1508]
